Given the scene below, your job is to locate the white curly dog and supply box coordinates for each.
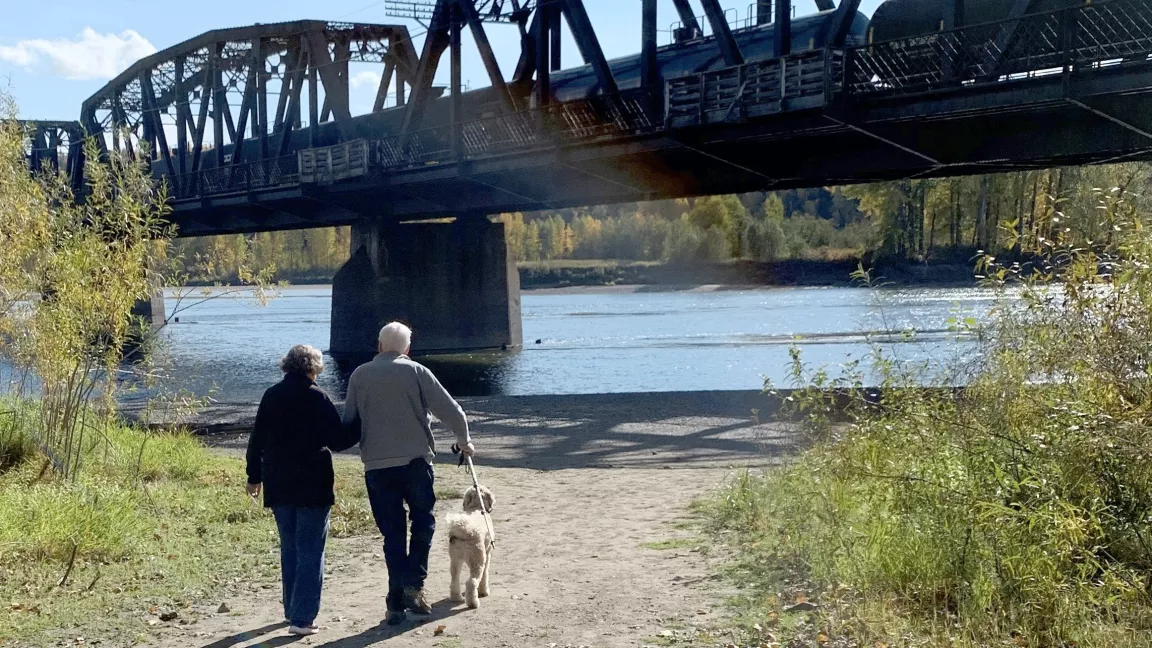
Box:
[446,485,495,608]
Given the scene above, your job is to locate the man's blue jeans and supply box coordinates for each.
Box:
[365,459,437,610]
[271,505,331,627]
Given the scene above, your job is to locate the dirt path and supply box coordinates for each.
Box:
[153,392,792,648]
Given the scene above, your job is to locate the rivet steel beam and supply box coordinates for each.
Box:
[775,0,791,57]
[560,0,619,93]
[671,0,701,35]
[700,0,743,65]
[641,0,658,90]
[824,0,862,48]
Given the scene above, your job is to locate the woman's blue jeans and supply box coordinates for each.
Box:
[271,505,331,627]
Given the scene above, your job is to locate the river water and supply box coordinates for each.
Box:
[141,284,998,403]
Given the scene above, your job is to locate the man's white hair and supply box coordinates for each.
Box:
[378,321,413,354]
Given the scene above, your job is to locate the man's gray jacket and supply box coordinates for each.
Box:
[342,352,471,471]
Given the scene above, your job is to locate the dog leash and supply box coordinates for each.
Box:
[451,443,495,549]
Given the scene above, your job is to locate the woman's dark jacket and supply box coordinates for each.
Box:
[245,373,359,508]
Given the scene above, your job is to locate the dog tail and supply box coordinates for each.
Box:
[446,513,484,543]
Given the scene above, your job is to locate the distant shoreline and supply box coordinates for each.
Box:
[178,258,980,291]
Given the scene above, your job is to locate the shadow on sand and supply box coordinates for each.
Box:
[194,599,468,648]
[203,390,802,470]
[197,622,292,648]
[312,599,468,648]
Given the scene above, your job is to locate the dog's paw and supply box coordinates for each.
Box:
[478,588,489,598]
[450,594,465,604]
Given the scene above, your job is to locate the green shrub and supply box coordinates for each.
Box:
[707,189,1152,647]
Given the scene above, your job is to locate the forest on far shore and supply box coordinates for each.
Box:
[171,163,1149,284]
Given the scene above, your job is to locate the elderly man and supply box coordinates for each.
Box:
[343,322,475,625]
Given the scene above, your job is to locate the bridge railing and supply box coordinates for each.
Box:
[665,50,842,127]
[299,140,370,185]
[166,92,656,199]
[374,91,657,170]
[168,155,299,200]
[845,0,1152,98]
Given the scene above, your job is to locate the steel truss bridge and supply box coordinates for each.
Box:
[19,0,1152,237]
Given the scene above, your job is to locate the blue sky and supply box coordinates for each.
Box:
[1,0,884,121]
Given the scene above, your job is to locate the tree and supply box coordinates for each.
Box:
[538,215,573,260]
[699,226,729,261]
[499,213,536,262]
[687,195,734,231]
[748,218,785,261]
[571,214,603,259]
[663,215,703,262]
[0,96,174,477]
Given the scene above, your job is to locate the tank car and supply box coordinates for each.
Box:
[863,0,1087,88]
[549,6,871,102]
[869,0,1083,43]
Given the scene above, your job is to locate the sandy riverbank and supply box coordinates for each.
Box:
[132,390,798,470]
[146,392,793,646]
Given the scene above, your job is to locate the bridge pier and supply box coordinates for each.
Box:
[330,217,522,357]
[131,293,166,333]
[130,267,166,334]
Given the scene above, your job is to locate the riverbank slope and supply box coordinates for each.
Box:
[183,258,978,289]
[518,258,977,289]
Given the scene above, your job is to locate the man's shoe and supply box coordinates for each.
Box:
[288,625,320,636]
[386,609,407,626]
[403,587,433,615]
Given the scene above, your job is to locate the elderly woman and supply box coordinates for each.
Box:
[245,344,357,637]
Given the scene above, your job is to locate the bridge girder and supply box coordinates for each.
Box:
[399,0,632,153]
[78,20,419,190]
[825,0,862,48]
[18,120,85,181]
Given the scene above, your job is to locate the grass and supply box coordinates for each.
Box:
[639,538,701,551]
[0,403,385,646]
[0,443,276,644]
[643,618,734,648]
[695,230,1152,647]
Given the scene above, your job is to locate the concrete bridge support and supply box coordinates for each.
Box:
[130,264,166,334]
[131,293,166,332]
[330,217,522,356]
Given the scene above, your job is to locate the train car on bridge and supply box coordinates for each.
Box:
[548,7,871,102]
[869,0,1083,42]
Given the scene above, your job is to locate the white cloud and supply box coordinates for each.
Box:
[350,70,381,90]
[0,27,156,81]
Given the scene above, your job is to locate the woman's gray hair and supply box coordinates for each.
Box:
[280,344,325,377]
